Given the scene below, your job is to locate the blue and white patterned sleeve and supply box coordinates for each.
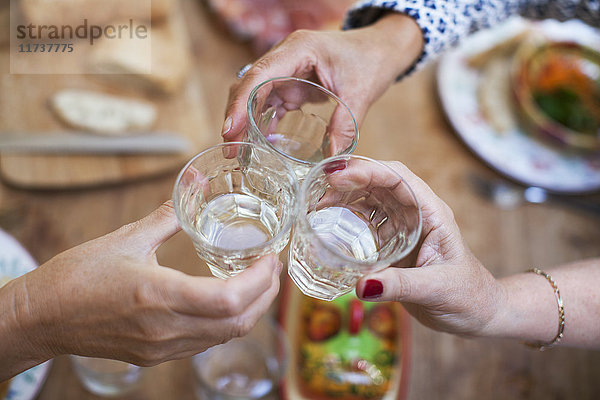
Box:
[343,0,600,78]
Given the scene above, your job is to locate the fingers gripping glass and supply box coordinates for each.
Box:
[288,155,423,301]
[173,142,298,279]
[247,77,359,179]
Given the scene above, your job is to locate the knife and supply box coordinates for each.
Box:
[0,132,192,155]
[468,174,600,216]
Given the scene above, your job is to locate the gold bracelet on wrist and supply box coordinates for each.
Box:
[524,268,565,351]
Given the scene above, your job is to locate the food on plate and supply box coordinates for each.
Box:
[50,89,157,134]
[305,304,342,342]
[89,19,190,94]
[512,40,600,151]
[529,46,600,135]
[298,294,400,399]
[467,23,600,150]
[466,29,532,69]
[367,304,397,340]
[466,30,536,134]
[477,57,518,133]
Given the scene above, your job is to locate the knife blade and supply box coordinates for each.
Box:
[468,174,600,216]
[0,132,192,155]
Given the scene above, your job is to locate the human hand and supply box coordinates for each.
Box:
[329,161,504,337]
[222,13,424,148]
[1,202,281,379]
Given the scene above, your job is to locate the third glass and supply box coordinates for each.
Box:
[246,77,358,179]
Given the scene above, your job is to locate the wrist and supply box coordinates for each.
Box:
[368,12,424,80]
[476,277,510,338]
[0,278,44,379]
[478,273,560,343]
[20,268,64,358]
[0,271,59,379]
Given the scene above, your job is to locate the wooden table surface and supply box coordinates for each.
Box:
[1,1,599,399]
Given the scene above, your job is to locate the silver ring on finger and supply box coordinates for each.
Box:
[236,63,253,79]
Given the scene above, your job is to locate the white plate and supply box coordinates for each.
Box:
[437,16,600,194]
[0,230,52,400]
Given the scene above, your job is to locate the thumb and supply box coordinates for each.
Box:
[120,201,182,255]
[356,266,438,304]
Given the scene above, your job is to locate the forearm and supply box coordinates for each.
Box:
[0,274,55,381]
[344,0,598,79]
[483,258,600,348]
[363,13,424,83]
[344,0,522,77]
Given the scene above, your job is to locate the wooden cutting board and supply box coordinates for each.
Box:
[0,0,217,189]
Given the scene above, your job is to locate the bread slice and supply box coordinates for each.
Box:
[477,57,517,134]
[50,89,157,134]
[88,19,190,95]
[466,30,532,69]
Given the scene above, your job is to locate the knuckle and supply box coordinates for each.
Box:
[228,81,241,96]
[133,286,173,344]
[217,292,244,317]
[134,280,158,308]
[387,160,404,170]
[130,347,162,367]
[133,357,156,368]
[231,315,254,338]
[136,320,165,345]
[250,57,271,76]
[228,79,243,97]
[112,220,137,240]
[288,29,312,42]
[391,274,412,302]
[232,95,249,112]
[438,200,456,223]
[156,201,175,219]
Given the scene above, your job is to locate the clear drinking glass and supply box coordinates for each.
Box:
[173,142,298,279]
[247,77,358,179]
[192,318,288,400]
[288,155,422,301]
[70,356,144,397]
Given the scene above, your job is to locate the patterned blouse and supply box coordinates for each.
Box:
[343,0,600,77]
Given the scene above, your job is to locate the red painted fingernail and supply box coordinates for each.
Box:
[323,159,347,174]
[362,279,383,299]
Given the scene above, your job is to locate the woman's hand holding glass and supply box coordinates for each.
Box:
[348,161,600,349]
[333,161,504,336]
[0,202,282,381]
[222,13,424,145]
